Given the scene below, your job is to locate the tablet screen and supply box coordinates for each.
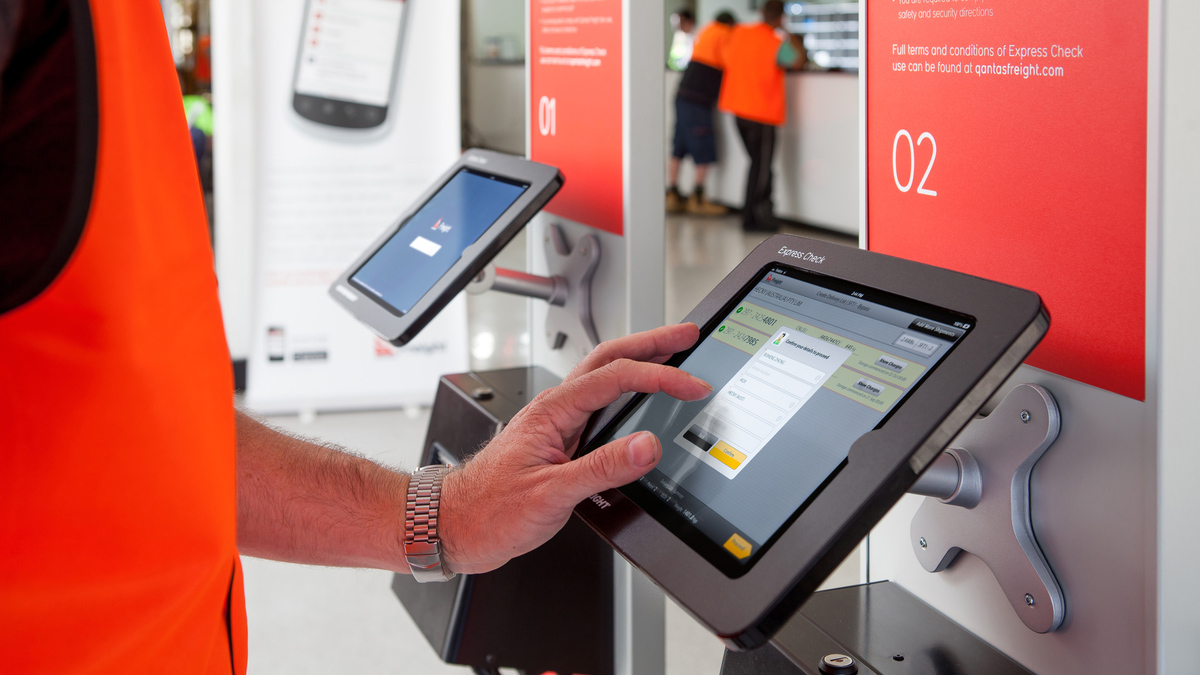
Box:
[602,264,974,576]
[349,169,529,315]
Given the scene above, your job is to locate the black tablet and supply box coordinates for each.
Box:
[575,235,1049,650]
[329,149,563,345]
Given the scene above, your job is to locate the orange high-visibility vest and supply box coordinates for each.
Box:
[690,21,734,70]
[718,23,788,126]
[0,1,246,672]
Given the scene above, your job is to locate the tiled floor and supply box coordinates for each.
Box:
[243,215,858,674]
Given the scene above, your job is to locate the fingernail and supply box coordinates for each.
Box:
[693,375,714,391]
[629,432,659,467]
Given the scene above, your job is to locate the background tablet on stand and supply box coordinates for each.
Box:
[575,235,1049,650]
[330,149,562,345]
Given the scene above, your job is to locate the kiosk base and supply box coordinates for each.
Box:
[719,582,1033,675]
[393,367,614,675]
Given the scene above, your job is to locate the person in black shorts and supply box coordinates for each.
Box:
[667,11,735,216]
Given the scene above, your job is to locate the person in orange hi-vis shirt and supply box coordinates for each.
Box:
[0,1,714,671]
[667,10,736,216]
[718,0,806,232]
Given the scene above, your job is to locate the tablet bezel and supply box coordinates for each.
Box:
[603,261,977,578]
[329,149,563,345]
[573,234,1049,650]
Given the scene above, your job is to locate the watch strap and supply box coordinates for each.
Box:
[404,464,456,582]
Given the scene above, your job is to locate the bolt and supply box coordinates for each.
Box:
[919,537,928,549]
[892,654,905,662]
[1020,410,1031,423]
[1025,593,1035,606]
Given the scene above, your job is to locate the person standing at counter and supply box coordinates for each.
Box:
[667,11,736,216]
[718,0,805,232]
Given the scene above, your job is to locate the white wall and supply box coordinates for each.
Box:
[211,0,257,361]
[1156,0,1200,669]
[467,63,525,155]
[667,70,860,235]
[696,0,756,24]
[469,0,524,60]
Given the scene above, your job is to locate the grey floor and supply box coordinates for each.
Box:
[243,214,858,674]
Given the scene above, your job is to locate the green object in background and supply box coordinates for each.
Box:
[183,95,214,136]
[667,30,693,71]
[777,38,801,69]
[718,325,726,332]
[736,306,744,313]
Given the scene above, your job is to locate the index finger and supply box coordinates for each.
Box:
[565,323,700,383]
[540,358,712,445]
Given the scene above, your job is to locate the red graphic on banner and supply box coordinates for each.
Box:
[529,0,623,236]
[867,1,1147,400]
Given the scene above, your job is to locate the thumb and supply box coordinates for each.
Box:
[556,432,661,506]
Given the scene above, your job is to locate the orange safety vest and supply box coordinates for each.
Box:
[690,21,734,70]
[718,23,788,127]
[0,1,246,672]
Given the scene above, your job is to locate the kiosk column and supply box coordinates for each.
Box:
[527,1,667,674]
[860,0,1200,671]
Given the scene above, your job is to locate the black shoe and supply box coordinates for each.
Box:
[742,219,780,233]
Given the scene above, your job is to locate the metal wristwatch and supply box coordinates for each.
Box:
[403,464,456,582]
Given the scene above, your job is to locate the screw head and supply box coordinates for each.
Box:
[1020,410,1032,423]
[1025,593,1035,606]
[919,537,928,549]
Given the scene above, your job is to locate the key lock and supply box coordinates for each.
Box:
[907,383,1065,633]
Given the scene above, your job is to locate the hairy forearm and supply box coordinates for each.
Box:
[235,410,410,572]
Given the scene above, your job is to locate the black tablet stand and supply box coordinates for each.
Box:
[391,367,614,675]
[719,581,1035,675]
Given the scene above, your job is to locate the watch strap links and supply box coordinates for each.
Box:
[404,464,456,582]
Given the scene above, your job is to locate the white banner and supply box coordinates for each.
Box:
[244,0,466,413]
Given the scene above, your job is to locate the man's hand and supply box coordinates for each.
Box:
[439,322,711,575]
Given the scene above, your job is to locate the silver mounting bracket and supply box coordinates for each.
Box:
[466,222,601,352]
[907,383,1066,633]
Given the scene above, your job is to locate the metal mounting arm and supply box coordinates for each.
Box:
[470,267,568,307]
[907,383,1066,633]
[466,223,601,351]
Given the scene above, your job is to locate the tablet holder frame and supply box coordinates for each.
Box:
[572,234,1050,651]
[329,149,563,347]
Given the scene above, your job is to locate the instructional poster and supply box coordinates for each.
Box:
[244,0,467,413]
[866,0,1148,400]
[529,0,624,235]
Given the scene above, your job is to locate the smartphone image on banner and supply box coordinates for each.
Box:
[267,326,286,362]
[292,0,408,129]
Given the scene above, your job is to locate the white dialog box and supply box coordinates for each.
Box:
[675,328,853,479]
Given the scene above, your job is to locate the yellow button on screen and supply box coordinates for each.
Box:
[724,533,753,559]
[710,441,747,469]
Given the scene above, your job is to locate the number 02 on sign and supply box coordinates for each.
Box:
[893,130,938,196]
